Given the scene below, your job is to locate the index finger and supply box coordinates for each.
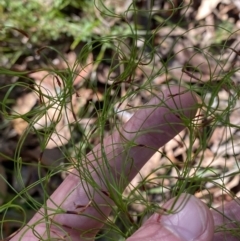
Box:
[10,86,198,241]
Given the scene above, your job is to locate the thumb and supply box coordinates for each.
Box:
[127,194,214,241]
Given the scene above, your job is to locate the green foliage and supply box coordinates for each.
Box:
[1,0,240,240]
[0,0,99,43]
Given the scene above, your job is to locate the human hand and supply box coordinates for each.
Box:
[9,86,240,241]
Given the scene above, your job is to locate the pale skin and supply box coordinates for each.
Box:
[9,86,240,241]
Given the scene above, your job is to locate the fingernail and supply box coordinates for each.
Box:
[161,194,209,241]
